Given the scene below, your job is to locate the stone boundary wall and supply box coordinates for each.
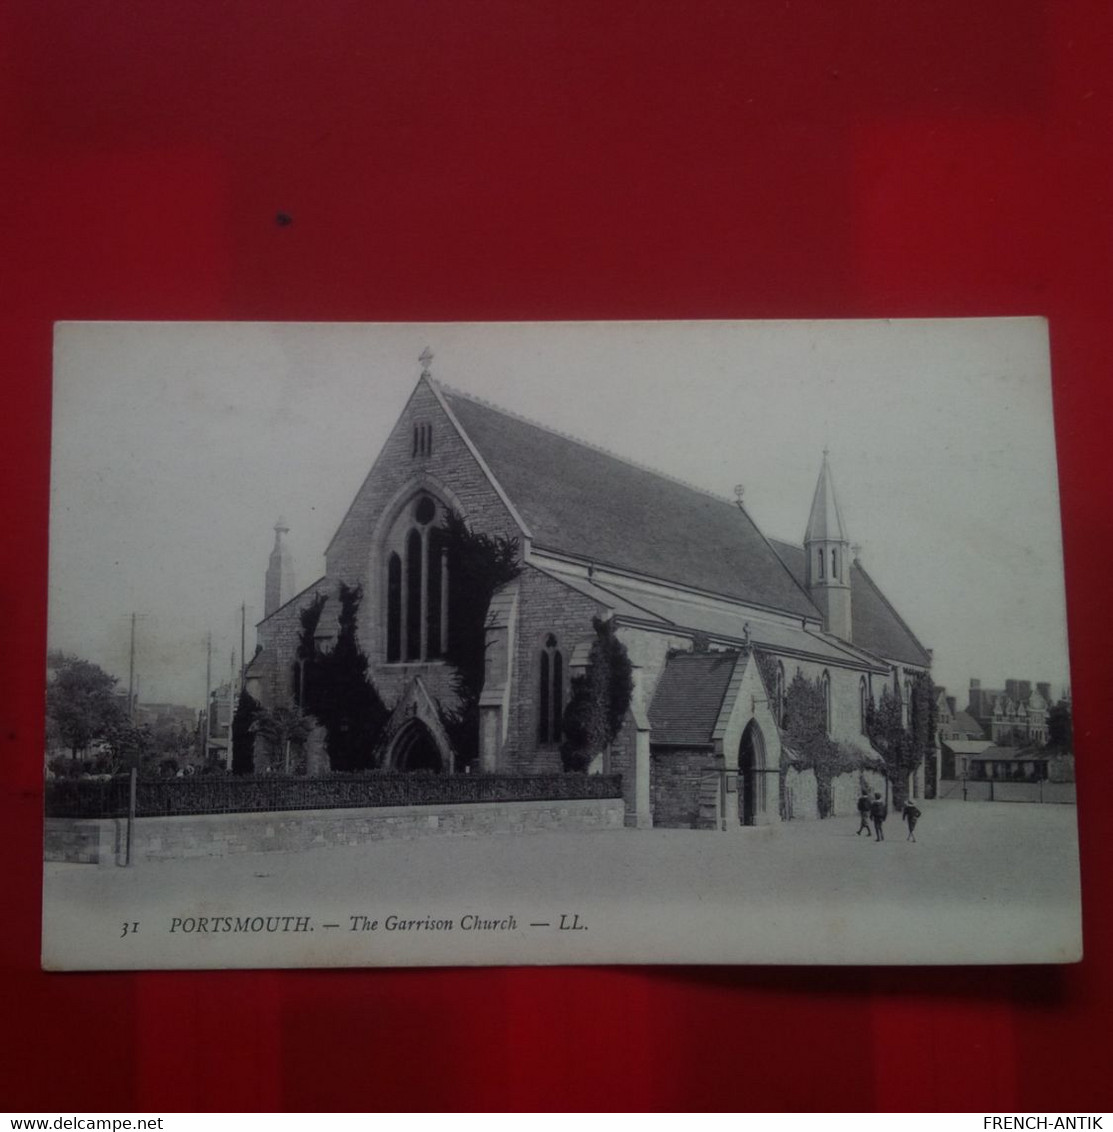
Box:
[45,797,626,867]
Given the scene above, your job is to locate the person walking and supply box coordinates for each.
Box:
[902,798,921,842]
[856,789,872,837]
[869,792,887,841]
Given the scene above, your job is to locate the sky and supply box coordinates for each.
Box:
[48,319,1071,711]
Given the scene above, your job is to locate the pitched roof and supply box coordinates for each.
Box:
[648,651,740,745]
[952,710,985,738]
[437,385,817,619]
[768,540,931,668]
[548,568,886,669]
[940,739,996,754]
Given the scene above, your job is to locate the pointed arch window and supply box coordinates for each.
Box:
[821,670,831,735]
[817,548,825,579]
[831,548,838,579]
[385,494,449,663]
[538,634,564,744]
[774,661,786,728]
[859,677,869,735]
[386,553,402,662]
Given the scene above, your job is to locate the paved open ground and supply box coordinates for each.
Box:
[42,799,1082,969]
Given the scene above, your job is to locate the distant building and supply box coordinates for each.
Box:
[963,745,1049,782]
[967,678,1052,745]
[935,687,984,743]
[134,702,197,731]
[204,682,234,766]
[934,686,987,780]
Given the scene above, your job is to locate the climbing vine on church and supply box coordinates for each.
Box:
[439,511,522,770]
[559,617,634,773]
[782,670,871,818]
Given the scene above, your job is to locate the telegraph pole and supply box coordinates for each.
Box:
[240,601,247,693]
[201,631,212,762]
[228,649,236,770]
[127,612,136,720]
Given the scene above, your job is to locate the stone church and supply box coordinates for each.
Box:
[245,364,931,829]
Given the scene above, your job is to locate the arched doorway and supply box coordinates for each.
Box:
[389,720,443,772]
[738,720,766,825]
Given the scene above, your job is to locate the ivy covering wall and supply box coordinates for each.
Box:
[781,668,872,818]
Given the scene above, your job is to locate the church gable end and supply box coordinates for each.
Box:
[324,377,525,664]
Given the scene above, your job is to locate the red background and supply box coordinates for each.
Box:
[2,0,1111,1112]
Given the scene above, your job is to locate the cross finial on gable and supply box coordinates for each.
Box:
[419,347,434,378]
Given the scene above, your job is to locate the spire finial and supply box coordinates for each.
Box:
[419,346,434,379]
[274,515,289,534]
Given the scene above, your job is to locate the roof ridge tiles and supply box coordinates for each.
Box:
[433,378,737,506]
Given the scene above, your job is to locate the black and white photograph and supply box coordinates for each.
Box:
[42,319,1080,969]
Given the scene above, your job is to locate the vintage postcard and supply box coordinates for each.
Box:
[42,319,1080,968]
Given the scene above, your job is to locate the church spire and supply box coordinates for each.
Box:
[264,517,296,617]
[804,452,852,641]
[805,448,847,543]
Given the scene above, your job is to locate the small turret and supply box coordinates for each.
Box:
[264,517,296,617]
[804,451,852,641]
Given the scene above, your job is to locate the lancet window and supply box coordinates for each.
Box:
[538,634,564,744]
[385,494,448,663]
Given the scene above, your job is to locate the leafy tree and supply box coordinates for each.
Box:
[45,651,127,759]
[231,688,261,775]
[294,592,328,709]
[560,617,633,773]
[908,670,938,799]
[1046,699,1073,753]
[865,672,935,809]
[439,511,522,769]
[147,718,197,763]
[299,584,389,772]
[320,583,389,771]
[251,705,313,774]
[105,717,154,771]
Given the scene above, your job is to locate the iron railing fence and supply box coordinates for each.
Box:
[935,778,1076,804]
[45,772,624,819]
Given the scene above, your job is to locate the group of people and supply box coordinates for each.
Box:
[855,790,921,842]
